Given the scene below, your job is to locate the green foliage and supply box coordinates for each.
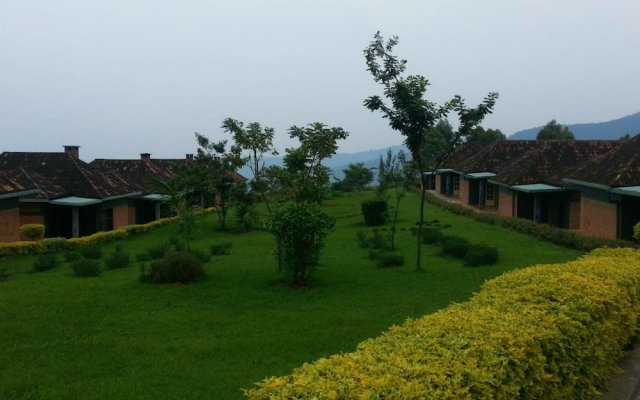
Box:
[41,237,69,252]
[70,259,101,277]
[270,202,334,285]
[246,248,640,399]
[144,251,206,284]
[63,251,81,262]
[466,126,506,143]
[104,246,131,270]
[137,243,169,262]
[441,235,471,258]
[634,221,640,241]
[464,244,499,266]
[210,242,232,256]
[356,229,391,250]
[19,224,45,240]
[337,163,374,192]
[361,199,388,226]
[235,202,258,232]
[31,254,58,273]
[78,246,102,260]
[375,252,405,268]
[537,119,575,140]
[421,227,444,244]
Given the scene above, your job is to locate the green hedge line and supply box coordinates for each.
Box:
[0,207,216,257]
[425,192,636,251]
[246,248,640,399]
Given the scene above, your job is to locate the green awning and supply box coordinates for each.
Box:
[611,186,640,197]
[511,184,564,193]
[50,196,102,206]
[141,193,171,201]
[466,172,496,179]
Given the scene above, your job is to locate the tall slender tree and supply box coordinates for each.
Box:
[364,31,498,270]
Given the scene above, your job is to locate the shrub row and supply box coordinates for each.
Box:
[245,248,640,399]
[0,216,178,257]
[425,192,636,251]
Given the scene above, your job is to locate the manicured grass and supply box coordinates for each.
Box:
[0,191,580,399]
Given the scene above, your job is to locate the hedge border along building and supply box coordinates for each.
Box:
[432,135,639,241]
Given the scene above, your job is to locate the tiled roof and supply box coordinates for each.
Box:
[0,169,38,196]
[568,134,640,187]
[0,152,137,200]
[453,141,543,174]
[90,159,184,193]
[493,140,619,186]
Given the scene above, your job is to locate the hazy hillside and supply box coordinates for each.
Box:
[509,112,640,140]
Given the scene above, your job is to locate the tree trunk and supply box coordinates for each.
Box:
[415,154,425,271]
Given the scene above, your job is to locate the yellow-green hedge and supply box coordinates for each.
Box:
[245,248,640,400]
[0,216,180,257]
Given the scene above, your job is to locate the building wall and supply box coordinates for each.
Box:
[580,197,617,239]
[128,205,136,225]
[0,206,21,243]
[435,175,442,193]
[459,179,470,205]
[112,204,130,229]
[498,189,513,217]
[569,200,581,230]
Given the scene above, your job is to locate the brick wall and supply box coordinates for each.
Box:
[497,189,513,217]
[0,207,21,243]
[112,204,130,229]
[459,179,470,205]
[127,205,136,225]
[569,201,581,230]
[580,197,617,239]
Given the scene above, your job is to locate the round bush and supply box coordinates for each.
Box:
[421,227,443,245]
[441,236,471,259]
[20,224,45,241]
[79,246,103,260]
[104,246,131,270]
[32,254,58,273]
[376,252,405,268]
[71,259,101,277]
[634,222,640,241]
[465,244,499,266]
[361,199,388,226]
[147,251,206,284]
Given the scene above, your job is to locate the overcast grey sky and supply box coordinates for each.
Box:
[1,0,639,161]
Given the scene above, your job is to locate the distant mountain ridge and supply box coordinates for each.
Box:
[509,111,640,140]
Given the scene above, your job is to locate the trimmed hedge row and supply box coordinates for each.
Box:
[245,248,640,399]
[425,192,636,251]
[0,216,180,257]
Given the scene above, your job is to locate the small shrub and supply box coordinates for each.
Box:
[376,252,405,268]
[0,266,8,281]
[145,251,205,284]
[189,249,211,263]
[42,237,69,251]
[71,259,101,277]
[104,246,131,270]
[146,244,169,260]
[79,246,102,260]
[20,224,45,240]
[63,251,81,262]
[169,236,185,251]
[465,244,499,266]
[421,227,443,245]
[634,222,640,241]
[210,242,232,256]
[32,254,58,273]
[361,199,388,226]
[441,236,471,259]
[357,230,391,250]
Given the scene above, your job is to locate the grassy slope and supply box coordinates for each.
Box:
[0,192,579,399]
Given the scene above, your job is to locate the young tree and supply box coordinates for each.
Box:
[364,32,498,270]
[378,149,415,251]
[337,162,374,192]
[267,123,348,203]
[222,118,277,213]
[536,120,575,140]
[192,133,245,230]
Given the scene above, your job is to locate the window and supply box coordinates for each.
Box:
[452,175,460,193]
[486,183,496,201]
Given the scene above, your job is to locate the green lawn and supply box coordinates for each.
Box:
[0,192,580,399]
